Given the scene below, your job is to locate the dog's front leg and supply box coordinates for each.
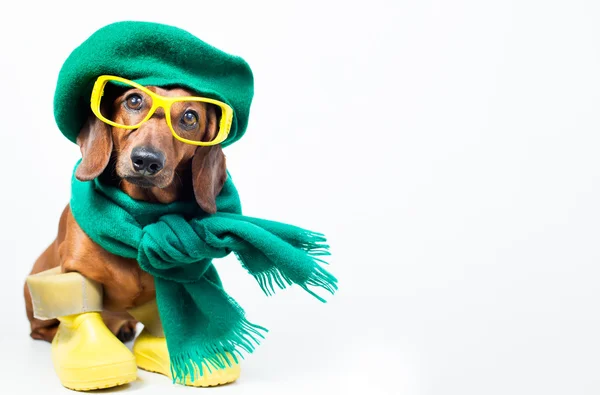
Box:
[24,207,145,391]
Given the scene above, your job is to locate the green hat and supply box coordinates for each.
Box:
[53,21,254,147]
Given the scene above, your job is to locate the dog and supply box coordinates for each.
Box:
[24,84,226,343]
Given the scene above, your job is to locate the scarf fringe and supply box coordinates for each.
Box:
[299,264,338,302]
[251,230,338,302]
[169,319,268,383]
[253,269,293,296]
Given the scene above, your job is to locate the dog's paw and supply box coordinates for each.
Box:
[116,321,137,343]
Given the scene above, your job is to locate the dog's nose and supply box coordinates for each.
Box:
[131,147,165,176]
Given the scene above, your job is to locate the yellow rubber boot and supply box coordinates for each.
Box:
[26,268,137,391]
[53,312,137,391]
[133,329,240,387]
[129,300,240,387]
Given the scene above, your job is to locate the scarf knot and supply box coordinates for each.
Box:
[138,215,230,282]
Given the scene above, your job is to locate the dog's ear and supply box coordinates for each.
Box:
[75,115,113,181]
[191,145,227,214]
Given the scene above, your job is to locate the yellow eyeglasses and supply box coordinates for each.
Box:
[90,75,233,146]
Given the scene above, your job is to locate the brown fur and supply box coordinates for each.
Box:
[24,86,227,342]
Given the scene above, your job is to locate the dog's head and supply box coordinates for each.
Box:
[74,85,226,213]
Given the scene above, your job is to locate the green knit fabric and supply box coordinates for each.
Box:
[69,161,337,382]
[53,21,253,147]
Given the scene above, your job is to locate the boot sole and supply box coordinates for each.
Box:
[58,360,137,391]
[136,352,240,387]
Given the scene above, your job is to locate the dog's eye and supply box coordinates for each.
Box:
[181,110,199,128]
[125,94,143,110]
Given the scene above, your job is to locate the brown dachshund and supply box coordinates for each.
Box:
[24,85,227,343]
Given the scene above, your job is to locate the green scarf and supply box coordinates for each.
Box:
[69,162,337,382]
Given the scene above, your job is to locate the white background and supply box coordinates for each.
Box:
[1,0,600,394]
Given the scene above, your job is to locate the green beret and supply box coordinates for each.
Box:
[53,21,254,147]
